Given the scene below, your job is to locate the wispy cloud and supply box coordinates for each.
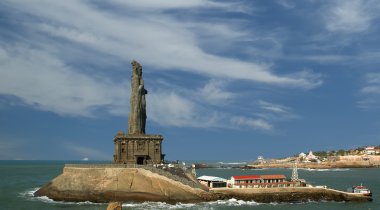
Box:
[256,100,299,122]
[277,0,296,9]
[198,80,234,105]
[0,46,128,117]
[324,0,377,33]
[0,0,324,120]
[259,100,289,114]
[110,0,228,11]
[147,87,274,131]
[231,116,273,131]
[357,73,380,109]
[2,0,321,85]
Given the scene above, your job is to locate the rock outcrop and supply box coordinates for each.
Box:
[107,202,122,210]
[34,166,205,203]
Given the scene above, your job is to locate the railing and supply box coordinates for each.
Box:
[64,164,204,189]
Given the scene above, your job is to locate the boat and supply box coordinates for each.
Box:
[348,184,372,197]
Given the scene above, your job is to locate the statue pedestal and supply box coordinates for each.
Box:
[113,131,164,165]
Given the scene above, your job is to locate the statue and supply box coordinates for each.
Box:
[113,60,164,165]
[128,60,147,134]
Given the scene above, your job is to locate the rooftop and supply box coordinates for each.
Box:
[197,175,227,182]
[232,174,286,180]
[232,175,261,180]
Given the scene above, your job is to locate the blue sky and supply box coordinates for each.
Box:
[1,0,380,161]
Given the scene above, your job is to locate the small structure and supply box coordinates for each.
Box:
[113,61,164,165]
[305,151,318,162]
[257,156,265,164]
[230,174,305,188]
[291,161,299,182]
[197,175,227,188]
[365,146,376,155]
[298,152,306,161]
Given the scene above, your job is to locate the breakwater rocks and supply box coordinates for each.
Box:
[209,188,372,203]
[34,165,372,203]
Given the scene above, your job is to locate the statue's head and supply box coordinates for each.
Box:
[131,60,142,75]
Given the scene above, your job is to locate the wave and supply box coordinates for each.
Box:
[123,202,196,209]
[124,199,261,209]
[207,198,260,206]
[19,188,104,205]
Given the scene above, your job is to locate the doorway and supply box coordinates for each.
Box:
[137,156,145,165]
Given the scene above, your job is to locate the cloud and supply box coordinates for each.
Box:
[0,45,128,117]
[324,0,377,33]
[231,116,273,131]
[365,73,380,84]
[110,0,227,11]
[147,88,275,132]
[357,73,380,109]
[277,0,296,9]
[259,100,288,113]
[148,91,199,127]
[256,100,299,122]
[361,73,380,94]
[2,0,321,88]
[0,0,321,129]
[361,86,380,94]
[198,80,233,105]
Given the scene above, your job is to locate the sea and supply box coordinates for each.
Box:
[0,160,379,210]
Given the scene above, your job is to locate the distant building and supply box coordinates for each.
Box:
[230,174,304,188]
[257,156,265,164]
[305,151,318,162]
[365,146,376,155]
[299,152,306,160]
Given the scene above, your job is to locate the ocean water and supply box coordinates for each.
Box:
[0,161,379,210]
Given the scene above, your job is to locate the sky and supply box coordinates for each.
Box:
[1,0,380,161]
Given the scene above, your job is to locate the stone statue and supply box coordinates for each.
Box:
[128,60,148,135]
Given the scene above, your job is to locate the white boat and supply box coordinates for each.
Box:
[349,184,372,197]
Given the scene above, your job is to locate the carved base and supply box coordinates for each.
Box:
[113,132,164,165]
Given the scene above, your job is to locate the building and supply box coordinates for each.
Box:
[230,174,304,188]
[299,152,306,161]
[113,61,164,165]
[305,151,318,162]
[365,146,376,155]
[197,176,227,188]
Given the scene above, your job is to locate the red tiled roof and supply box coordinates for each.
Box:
[232,175,261,180]
[232,174,287,180]
[260,174,286,180]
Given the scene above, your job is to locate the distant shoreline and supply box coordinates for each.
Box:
[246,160,380,169]
[194,158,380,169]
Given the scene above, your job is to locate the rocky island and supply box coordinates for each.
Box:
[34,61,372,204]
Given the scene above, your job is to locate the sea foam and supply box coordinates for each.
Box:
[19,188,104,205]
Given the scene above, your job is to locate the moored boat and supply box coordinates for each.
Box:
[348,184,372,197]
